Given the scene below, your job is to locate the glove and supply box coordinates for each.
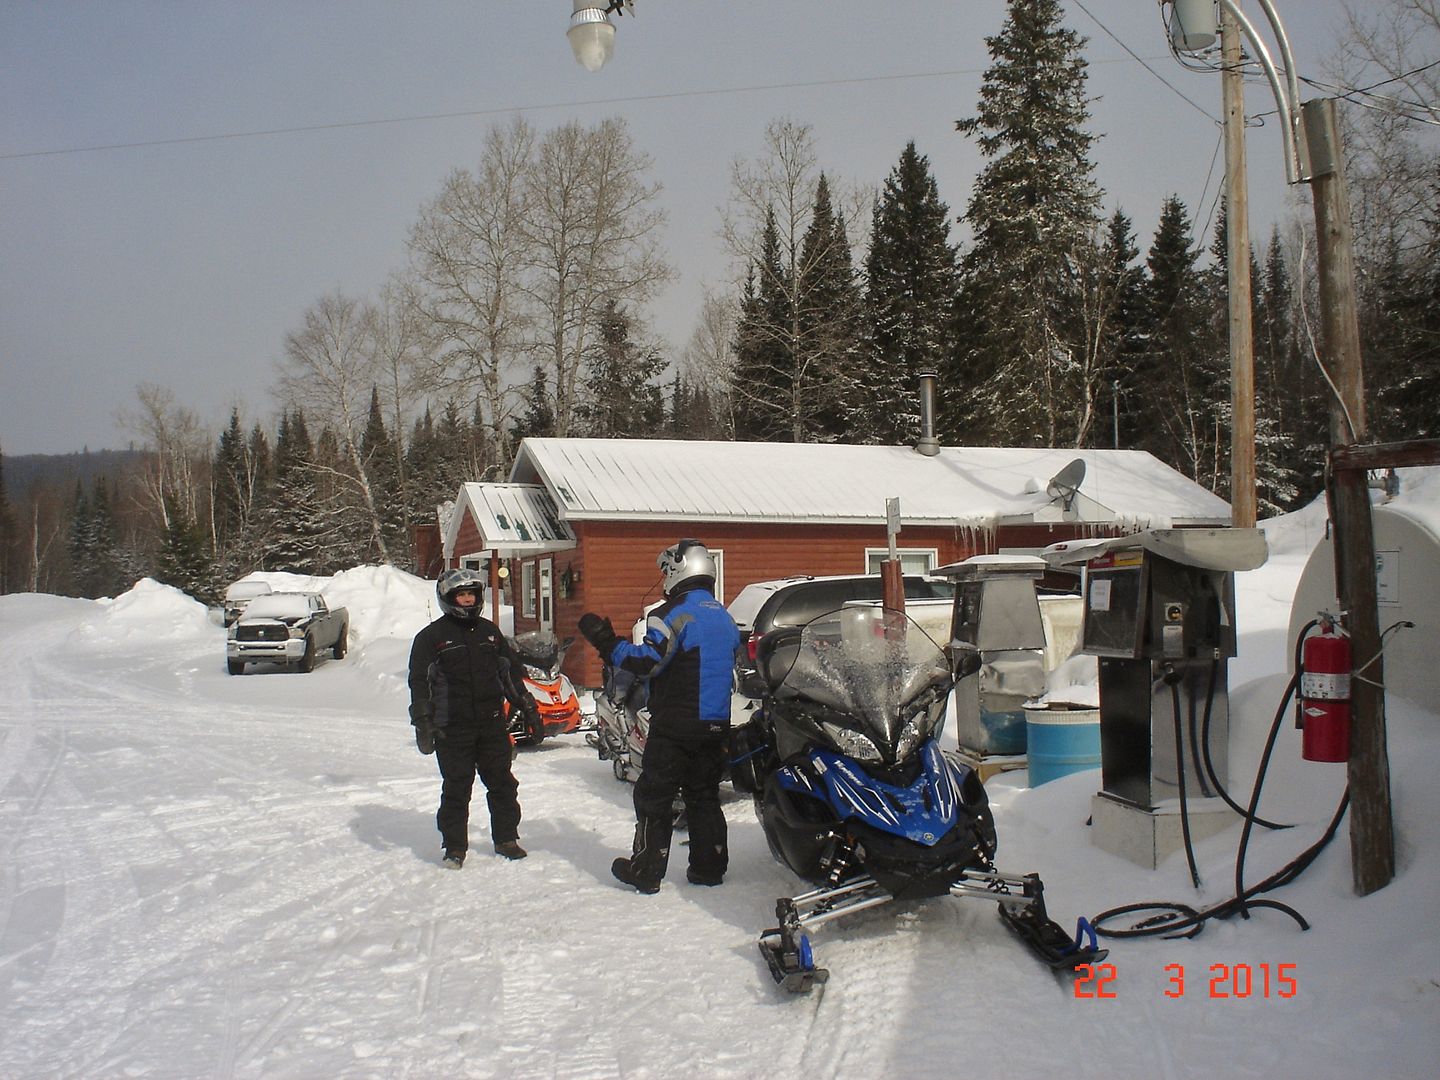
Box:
[521,700,543,737]
[579,612,618,656]
[409,702,439,753]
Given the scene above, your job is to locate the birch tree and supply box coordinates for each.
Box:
[409,117,536,466]
[520,117,671,437]
[277,292,392,564]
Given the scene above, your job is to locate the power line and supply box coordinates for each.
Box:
[1070,0,1221,125]
[5,68,993,161]
[2,55,1173,162]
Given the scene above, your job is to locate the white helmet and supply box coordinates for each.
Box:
[437,568,486,621]
[657,539,716,595]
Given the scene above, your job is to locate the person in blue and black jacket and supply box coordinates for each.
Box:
[579,539,742,894]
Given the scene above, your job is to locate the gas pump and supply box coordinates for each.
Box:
[1042,528,1268,868]
[934,554,1049,759]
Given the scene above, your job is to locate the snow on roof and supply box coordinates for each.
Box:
[446,482,577,558]
[509,438,1231,529]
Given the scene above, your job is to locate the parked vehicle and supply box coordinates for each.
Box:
[221,579,272,627]
[503,630,583,746]
[728,574,954,699]
[588,659,649,782]
[226,592,349,675]
[746,607,1105,992]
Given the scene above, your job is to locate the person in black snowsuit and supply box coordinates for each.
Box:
[409,568,541,868]
[579,539,742,894]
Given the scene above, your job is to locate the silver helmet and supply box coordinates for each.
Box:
[437,567,486,621]
[657,539,716,595]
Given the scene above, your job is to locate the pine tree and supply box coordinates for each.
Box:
[731,212,794,441]
[952,0,1102,446]
[360,386,407,563]
[263,410,328,574]
[860,142,960,445]
[575,300,666,438]
[511,368,556,447]
[1129,196,1227,486]
[795,174,865,441]
[154,493,215,602]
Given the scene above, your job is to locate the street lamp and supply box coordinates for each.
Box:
[568,1,631,72]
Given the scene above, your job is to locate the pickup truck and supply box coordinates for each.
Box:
[226,591,349,675]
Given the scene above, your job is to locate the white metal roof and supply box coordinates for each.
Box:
[508,438,1231,529]
[444,482,577,559]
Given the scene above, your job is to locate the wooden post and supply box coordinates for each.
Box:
[1223,5,1257,527]
[1304,97,1394,895]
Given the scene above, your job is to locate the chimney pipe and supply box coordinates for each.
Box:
[916,372,940,456]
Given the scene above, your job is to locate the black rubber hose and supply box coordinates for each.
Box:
[1168,676,1202,889]
[1200,658,1293,831]
[1187,666,1214,799]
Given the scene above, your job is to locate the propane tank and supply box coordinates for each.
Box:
[1298,619,1351,763]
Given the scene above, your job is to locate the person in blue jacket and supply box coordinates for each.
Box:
[579,539,742,894]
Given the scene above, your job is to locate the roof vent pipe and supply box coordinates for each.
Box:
[915,372,941,457]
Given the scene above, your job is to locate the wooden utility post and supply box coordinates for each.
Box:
[1303,97,1394,895]
[1223,5,1256,527]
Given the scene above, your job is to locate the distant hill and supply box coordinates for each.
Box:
[3,449,149,496]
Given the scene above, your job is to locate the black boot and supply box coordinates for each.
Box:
[612,816,670,894]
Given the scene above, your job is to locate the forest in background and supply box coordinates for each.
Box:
[2,0,1434,602]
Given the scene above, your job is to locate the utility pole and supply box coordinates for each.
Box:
[1222,5,1257,527]
[1303,97,1394,895]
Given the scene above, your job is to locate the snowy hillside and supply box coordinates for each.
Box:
[1,487,1438,1079]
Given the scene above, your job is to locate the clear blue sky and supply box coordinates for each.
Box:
[2,1,1359,456]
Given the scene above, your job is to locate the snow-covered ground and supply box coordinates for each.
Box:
[2,484,1438,1079]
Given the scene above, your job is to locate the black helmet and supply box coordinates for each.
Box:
[437,568,486,622]
[657,538,716,596]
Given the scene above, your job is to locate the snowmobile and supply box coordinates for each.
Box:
[749,606,1106,992]
[587,658,650,782]
[504,630,584,747]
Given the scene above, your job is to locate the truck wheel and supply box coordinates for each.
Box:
[227,658,245,675]
[298,636,317,673]
[332,632,347,660]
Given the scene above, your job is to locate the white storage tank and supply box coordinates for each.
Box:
[1288,483,1440,707]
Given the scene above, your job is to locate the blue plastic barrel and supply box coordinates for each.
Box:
[1024,707,1101,786]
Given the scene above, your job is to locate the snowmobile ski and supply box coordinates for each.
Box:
[759,900,829,993]
[993,874,1107,971]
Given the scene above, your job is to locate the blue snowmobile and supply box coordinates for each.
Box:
[745,607,1105,992]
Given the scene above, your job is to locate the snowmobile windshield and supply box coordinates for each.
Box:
[513,630,559,668]
[782,608,953,759]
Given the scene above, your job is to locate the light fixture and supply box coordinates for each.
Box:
[568,1,617,72]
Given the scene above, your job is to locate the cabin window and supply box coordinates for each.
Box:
[864,547,939,576]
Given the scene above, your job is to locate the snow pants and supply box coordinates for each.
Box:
[434,720,521,853]
[630,730,728,882]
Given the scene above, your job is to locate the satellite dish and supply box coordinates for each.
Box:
[1046,458,1086,511]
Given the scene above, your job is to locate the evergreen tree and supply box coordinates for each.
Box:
[860,141,960,445]
[213,409,248,548]
[360,386,407,562]
[67,480,92,597]
[406,407,448,532]
[952,0,1102,446]
[511,368,556,446]
[1128,196,1227,486]
[154,493,215,602]
[795,174,865,441]
[575,300,666,438]
[263,410,328,574]
[730,211,794,441]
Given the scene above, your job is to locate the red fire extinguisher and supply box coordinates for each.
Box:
[1298,619,1351,763]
